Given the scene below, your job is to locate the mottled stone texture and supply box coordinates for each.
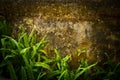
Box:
[0,0,120,65]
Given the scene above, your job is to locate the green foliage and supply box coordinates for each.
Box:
[73,61,97,80]
[0,25,50,80]
[7,61,17,80]
[0,20,12,60]
[21,66,27,80]
[46,49,97,80]
[0,23,119,80]
[0,20,11,36]
[45,49,71,80]
[77,49,87,56]
[91,53,120,80]
[0,24,98,80]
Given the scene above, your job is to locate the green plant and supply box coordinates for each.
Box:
[72,59,97,80]
[0,19,12,77]
[0,25,52,80]
[91,53,120,80]
[46,49,97,80]
[0,20,11,36]
[77,49,87,56]
[45,49,71,80]
[0,24,98,80]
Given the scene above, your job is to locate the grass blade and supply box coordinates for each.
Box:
[33,62,52,71]
[37,72,46,80]
[7,61,18,80]
[21,66,27,80]
[46,70,61,80]
[58,70,68,80]
[3,35,20,50]
[74,62,97,80]
[29,28,35,43]
[31,46,37,59]
[26,65,35,80]
[18,33,26,43]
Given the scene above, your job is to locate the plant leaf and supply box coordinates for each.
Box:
[58,70,68,80]
[37,72,46,80]
[74,62,97,80]
[21,66,27,80]
[7,61,18,80]
[46,70,61,79]
[33,62,52,71]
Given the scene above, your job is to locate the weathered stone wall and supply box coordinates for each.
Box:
[0,0,120,66]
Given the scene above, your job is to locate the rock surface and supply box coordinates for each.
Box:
[0,0,120,65]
